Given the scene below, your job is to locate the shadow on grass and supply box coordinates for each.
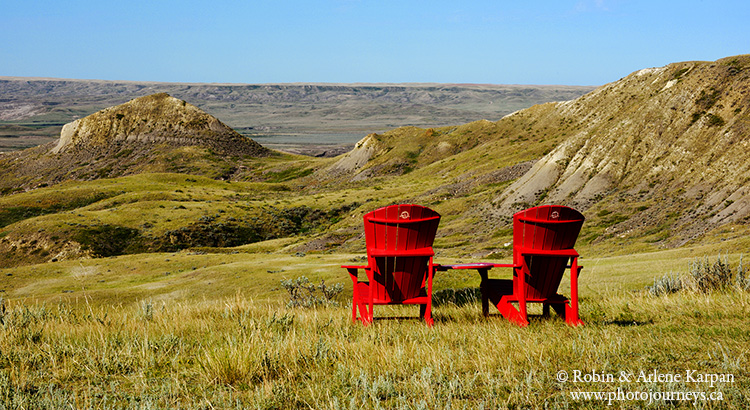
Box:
[609,319,654,327]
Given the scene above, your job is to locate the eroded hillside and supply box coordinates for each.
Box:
[310,55,750,253]
[494,56,750,247]
[51,93,268,157]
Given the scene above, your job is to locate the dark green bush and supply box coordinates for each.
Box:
[73,224,144,257]
[706,113,726,127]
[433,287,481,307]
[160,222,262,251]
[695,88,721,110]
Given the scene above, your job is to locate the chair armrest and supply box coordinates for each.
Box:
[438,263,496,271]
[342,265,369,282]
[490,263,522,268]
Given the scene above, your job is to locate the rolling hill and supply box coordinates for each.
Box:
[316,55,750,252]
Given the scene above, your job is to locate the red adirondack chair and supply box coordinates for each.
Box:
[486,205,585,326]
[342,204,441,326]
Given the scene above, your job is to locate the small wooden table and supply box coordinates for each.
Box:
[437,263,515,317]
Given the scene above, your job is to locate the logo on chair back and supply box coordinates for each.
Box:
[399,211,410,219]
[550,211,560,219]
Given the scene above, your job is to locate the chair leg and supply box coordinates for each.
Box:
[496,296,515,322]
[543,302,568,321]
[496,296,529,327]
[518,298,528,326]
[351,281,373,325]
[479,268,489,317]
[365,300,374,326]
[420,303,434,326]
[564,300,583,326]
[424,259,434,326]
[364,271,374,325]
[348,268,364,324]
[516,264,529,327]
[357,298,369,324]
[351,287,367,324]
[565,258,584,326]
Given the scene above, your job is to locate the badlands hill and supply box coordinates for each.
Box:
[0,55,748,267]
[493,57,750,246]
[0,93,270,192]
[51,93,268,156]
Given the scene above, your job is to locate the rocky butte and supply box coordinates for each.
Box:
[0,93,271,191]
[51,92,268,157]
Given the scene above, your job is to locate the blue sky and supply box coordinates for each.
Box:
[1,0,748,85]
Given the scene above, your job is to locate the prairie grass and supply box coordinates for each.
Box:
[1,286,748,409]
[1,249,749,408]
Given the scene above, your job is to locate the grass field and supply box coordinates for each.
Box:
[1,245,748,409]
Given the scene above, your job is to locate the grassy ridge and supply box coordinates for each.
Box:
[0,172,359,267]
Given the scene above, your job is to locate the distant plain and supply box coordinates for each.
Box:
[0,78,595,154]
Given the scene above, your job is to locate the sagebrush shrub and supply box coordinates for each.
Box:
[280,276,343,308]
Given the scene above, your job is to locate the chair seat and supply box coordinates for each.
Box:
[355,281,429,304]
